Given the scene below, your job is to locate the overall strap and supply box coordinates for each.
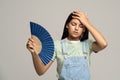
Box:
[82,40,87,54]
[61,39,67,55]
[61,39,68,59]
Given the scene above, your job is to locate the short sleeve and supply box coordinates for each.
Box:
[51,52,56,61]
[51,40,59,61]
[86,39,94,55]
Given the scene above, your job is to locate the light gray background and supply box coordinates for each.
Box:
[0,0,120,80]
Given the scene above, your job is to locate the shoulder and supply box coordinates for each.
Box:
[85,39,93,43]
[54,40,61,46]
[84,39,94,53]
[84,39,94,46]
[53,40,62,49]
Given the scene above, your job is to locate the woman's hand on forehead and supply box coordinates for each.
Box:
[72,10,89,26]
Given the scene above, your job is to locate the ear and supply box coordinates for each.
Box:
[66,24,69,29]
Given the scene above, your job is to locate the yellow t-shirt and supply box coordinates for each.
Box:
[52,38,93,78]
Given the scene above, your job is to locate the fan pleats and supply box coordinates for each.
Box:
[30,22,54,65]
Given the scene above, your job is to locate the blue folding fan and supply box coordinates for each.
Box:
[30,21,54,65]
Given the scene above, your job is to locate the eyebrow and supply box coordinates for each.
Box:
[71,20,83,25]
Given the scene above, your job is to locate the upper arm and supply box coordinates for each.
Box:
[43,44,57,73]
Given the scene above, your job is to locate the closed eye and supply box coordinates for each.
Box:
[71,22,76,26]
[79,24,84,28]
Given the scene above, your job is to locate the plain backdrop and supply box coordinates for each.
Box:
[0,0,120,80]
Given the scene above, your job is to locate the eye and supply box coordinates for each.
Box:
[79,24,84,28]
[71,22,76,26]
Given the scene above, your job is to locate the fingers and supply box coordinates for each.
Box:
[72,10,89,26]
[72,10,84,17]
[28,37,34,43]
[27,38,33,47]
[73,10,88,17]
[72,10,82,23]
[26,36,42,55]
[72,11,83,21]
[26,37,36,52]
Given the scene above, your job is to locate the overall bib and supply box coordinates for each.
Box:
[59,40,90,80]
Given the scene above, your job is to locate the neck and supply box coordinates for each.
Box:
[67,37,80,41]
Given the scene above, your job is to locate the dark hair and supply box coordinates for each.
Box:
[61,13,89,41]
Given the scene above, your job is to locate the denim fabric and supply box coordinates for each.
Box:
[59,56,90,80]
[59,39,90,80]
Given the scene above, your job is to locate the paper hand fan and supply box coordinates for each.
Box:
[30,21,54,65]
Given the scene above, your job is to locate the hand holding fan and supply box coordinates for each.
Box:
[30,21,54,65]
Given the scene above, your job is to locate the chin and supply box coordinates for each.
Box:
[72,35,80,38]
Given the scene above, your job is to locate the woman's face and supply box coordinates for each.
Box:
[67,18,84,40]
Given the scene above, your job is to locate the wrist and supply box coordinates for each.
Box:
[31,52,38,56]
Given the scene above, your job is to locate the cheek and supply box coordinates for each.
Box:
[67,25,73,31]
[78,29,84,34]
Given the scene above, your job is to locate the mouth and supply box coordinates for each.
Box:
[73,31,79,34]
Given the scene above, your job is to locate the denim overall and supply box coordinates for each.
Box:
[59,40,90,80]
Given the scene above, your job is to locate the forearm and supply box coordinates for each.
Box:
[85,22,107,49]
[72,10,107,49]
[31,52,46,75]
[26,37,53,75]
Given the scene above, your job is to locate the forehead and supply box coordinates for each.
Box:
[70,18,81,24]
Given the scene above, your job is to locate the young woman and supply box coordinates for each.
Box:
[26,10,107,80]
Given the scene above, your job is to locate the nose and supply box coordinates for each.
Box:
[75,25,79,30]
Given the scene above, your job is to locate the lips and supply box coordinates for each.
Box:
[73,31,79,34]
